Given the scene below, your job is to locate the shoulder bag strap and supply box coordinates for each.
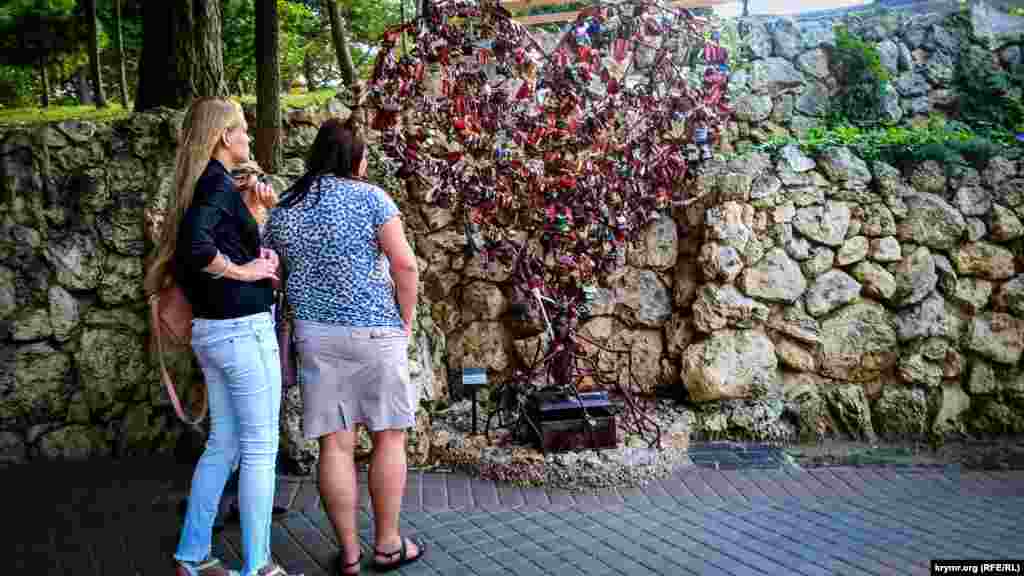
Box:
[149,294,208,429]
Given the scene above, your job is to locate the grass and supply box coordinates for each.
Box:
[0,103,131,126]
[0,88,340,127]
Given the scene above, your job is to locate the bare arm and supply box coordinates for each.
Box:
[378,215,418,332]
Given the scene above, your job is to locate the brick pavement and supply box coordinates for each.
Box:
[6,454,1023,575]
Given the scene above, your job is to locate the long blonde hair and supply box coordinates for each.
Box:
[145,97,245,295]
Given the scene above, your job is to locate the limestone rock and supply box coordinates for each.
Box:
[836,236,869,266]
[932,382,971,437]
[817,148,872,186]
[891,246,937,308]
[77,328,148,413]
[795,82,830,117]
[692,284,769,333]
[994,275,1024,316]
[933,253,958,295]
[628,215,678,271]
[968,312,1024,365]
[967,357,998,394]
[775,337,816,372]
[872,387,928,439]
[951,278,993,313]
[682,330,778,402]
[768,305,822,345]
[698,242,743,283]
[664,315,695,357]
[955,186,992,217]
[740,248,807,304]
[37,426,110,459]
[750,58,804,94]
[801,246,835,278]
[870,236,902,263]
[673,258,700,307]
[861,203,896,237]
[796,48,830,80]
[461,282,506,322]
[735,94,774,123]
[818,301,898,382]
[782,372,836,441]
[825,384,876,441]
[806,270,862,318]
[897,193,966,250]
[851,261,897,300]
[895,293,963,342]
[966,218,988,242]
[779,144,816,173]
[908,161,947,195]
[0,266,14,321]
[990,204,1024,241]
[45,232,105,290]
[98,253,144,306]
[48,286,79,342]
[952,242,1015,280]
[12,308,51,342]
[0,343,72,423]
[982,156,1017,188]
[447,322,509,373]
[606,268,672,327]
[705,201,753,251]
[898,348,944,388]
[794,202,852,247]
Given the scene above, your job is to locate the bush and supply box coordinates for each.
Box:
[827,25,891,127]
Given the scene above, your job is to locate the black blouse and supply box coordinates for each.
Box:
[174,160,274,319]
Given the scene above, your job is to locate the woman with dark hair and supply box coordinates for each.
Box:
[264,117,423,574]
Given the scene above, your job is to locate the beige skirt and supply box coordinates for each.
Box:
[293,320,416,439]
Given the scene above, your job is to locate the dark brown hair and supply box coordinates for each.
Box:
[280,116,365,208]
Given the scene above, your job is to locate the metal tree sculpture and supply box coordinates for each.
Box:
[367,0,732,447]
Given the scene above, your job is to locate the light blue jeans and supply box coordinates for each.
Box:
[175,312,281,576]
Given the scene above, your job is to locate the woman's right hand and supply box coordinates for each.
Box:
[233,258,279,283]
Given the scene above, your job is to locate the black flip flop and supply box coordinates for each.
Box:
[336,551,362,575]
[372,537,426,573]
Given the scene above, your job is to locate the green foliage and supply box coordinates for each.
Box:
[758,116,1020,171]
[223,0,323,94]
[0,65,37,107]
[955,45,1024,133]
[826,25,891,127]
[0,102,129,125]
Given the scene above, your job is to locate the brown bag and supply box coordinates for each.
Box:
[276,289,297,389]
[149,281,208,428]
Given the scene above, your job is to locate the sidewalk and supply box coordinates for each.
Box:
[7,454,1023,575]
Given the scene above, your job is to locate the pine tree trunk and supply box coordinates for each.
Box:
[114,0,129,107]
[191,0,228,98]
[86,0,107,108]
[39,55,49,108]
[255,0,282,173]
[136,0,227,111]
[324,0,356,89]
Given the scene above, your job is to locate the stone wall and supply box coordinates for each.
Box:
[5,1,1024,466]
[0,103,445,467]
[723,0,1024,146]
[682,146,1024,442]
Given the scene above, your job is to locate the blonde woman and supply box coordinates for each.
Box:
[145,97,297,576]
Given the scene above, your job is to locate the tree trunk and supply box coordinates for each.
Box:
[304,51,319,92]
[255,0,282,173]
[114,0,129,107]
[38,55,50,108]
[136,0,227,112]
[75,69,95,105]
[85,0,107,108]
[190,0,228,98]
[324,0,356,89]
